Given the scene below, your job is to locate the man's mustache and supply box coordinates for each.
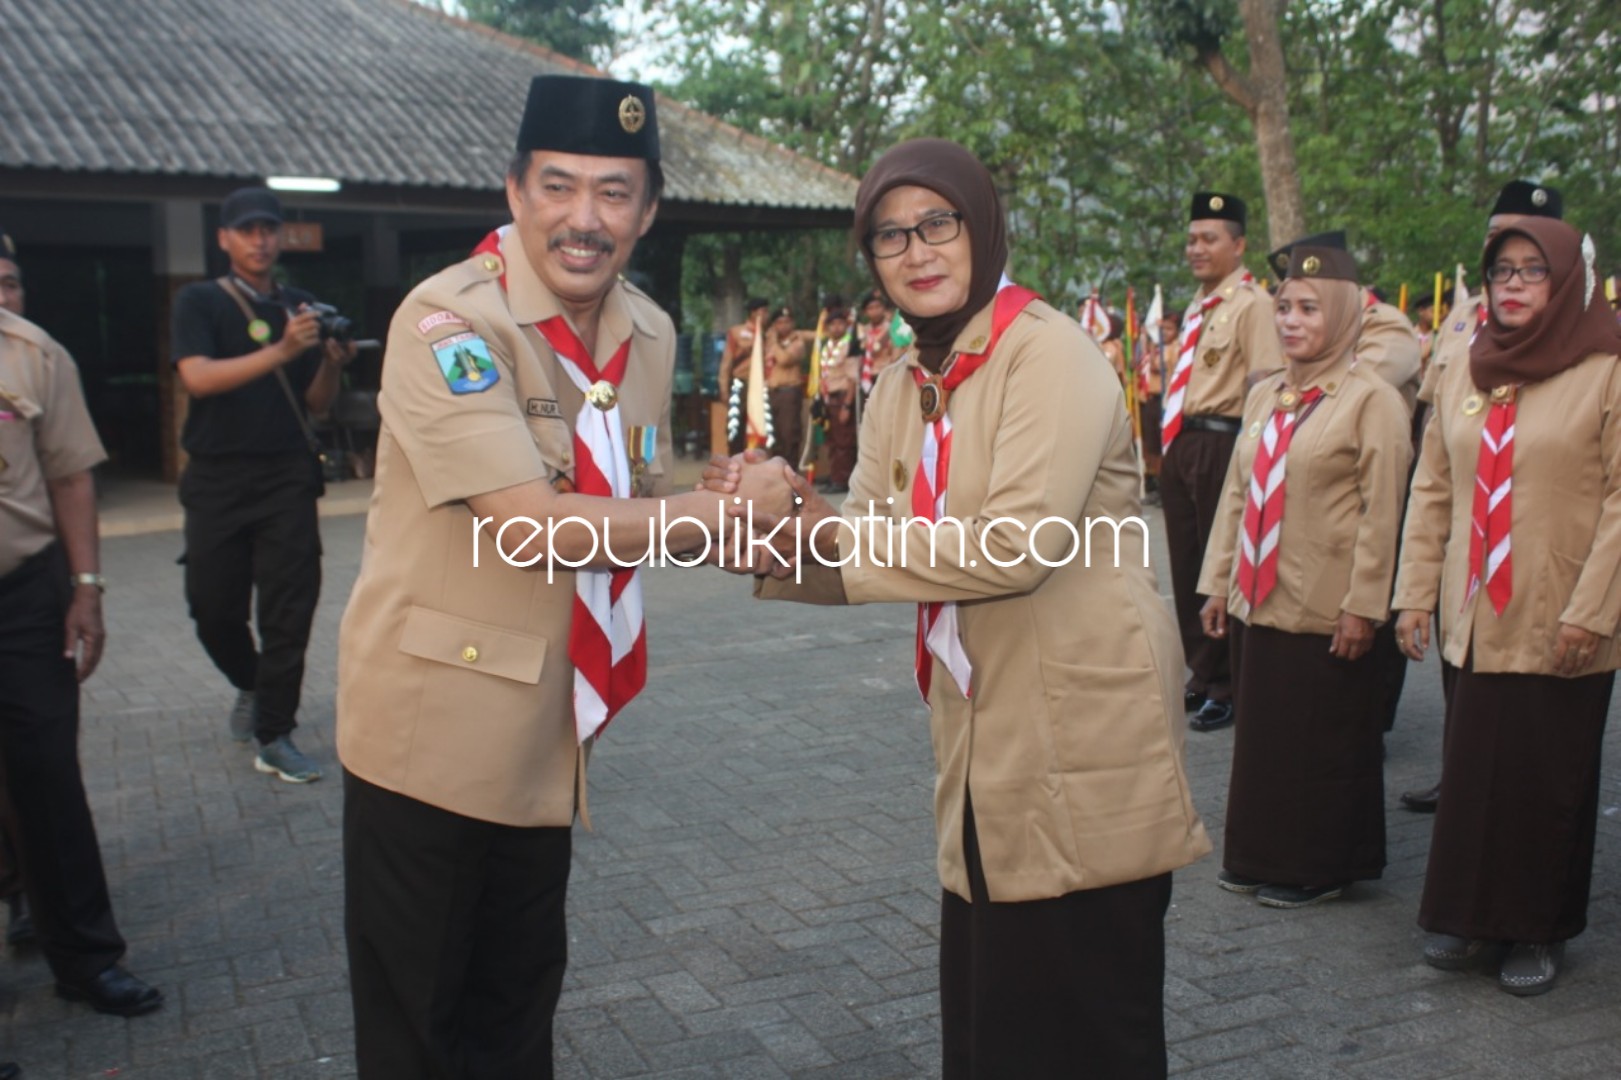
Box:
[550,231,615,255]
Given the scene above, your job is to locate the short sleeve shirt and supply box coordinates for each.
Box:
[0,310,108,576]
[170,278,322,457]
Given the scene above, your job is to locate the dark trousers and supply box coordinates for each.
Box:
[940,800,1171,1079]
[180,453,322,743]
[1159,427,1238,701]
[827,398,857,485]
[344,771,572,1080]
[769,385,804,468]
[0,544,126,984]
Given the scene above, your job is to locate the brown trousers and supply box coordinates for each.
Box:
[768,386,804,468]
[1158,428,1238,701]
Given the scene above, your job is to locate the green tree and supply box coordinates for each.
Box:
[463,0,615,64]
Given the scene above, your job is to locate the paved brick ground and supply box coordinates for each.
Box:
[2,506,1618,1078]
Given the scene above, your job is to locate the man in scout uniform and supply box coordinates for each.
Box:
[1400,178,1564,814]
[336,75,777,1078]
[1,296,163,1021]
[0,228,24,316]
[170,186,354,783]
[1161,192,1283,732]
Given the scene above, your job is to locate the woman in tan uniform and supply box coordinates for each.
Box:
[708,138,1209,1078]
[1197,245,1412,909]
[1393,218,1621,995]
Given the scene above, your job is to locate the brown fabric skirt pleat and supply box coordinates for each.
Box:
[1223,620,1387,885]
[939,799,1171,1080]
[1418,659,1614,943]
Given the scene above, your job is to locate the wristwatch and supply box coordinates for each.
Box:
[71,572,107,592]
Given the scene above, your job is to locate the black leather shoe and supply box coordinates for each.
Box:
[1401,782,1440,813]
[56,965,163,1017]
[0,1061,19,1080]
[1183,690,1207,713]
[1189,699,1234,732]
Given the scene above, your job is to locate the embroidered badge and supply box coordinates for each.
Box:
[247,319,272,344]
[526,398,563,419]
[418,310,470,336]
[431,333,500,394]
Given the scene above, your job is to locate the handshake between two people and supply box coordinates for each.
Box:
[696,449,841,579]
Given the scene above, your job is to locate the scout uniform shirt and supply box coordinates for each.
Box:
[1176,267,1283,420]
[0,310,107,577]
[760,298,1210,902]
[1197,356,1412,634]
[1355,300,1423,417]
[336,229,676,827]
[1417,292,1484,407]
[1393,347,1621,676]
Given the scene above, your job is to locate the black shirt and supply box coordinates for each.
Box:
[170,278,322,457]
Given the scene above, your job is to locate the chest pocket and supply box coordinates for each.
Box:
[1197,308,1239,366]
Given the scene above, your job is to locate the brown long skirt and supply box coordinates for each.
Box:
[1419,660,1614,943]
[1223,621,1387,885]
[940,799,1171,1080]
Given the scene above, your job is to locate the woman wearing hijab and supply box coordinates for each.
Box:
[1196,244,1412,909]
[1392,218,1621,995]
[709,138,1210,1077]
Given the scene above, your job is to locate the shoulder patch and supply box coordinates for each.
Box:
[432,333,501,394]
[418,310,470,336]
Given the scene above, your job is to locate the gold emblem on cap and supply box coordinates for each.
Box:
[1462,393,1484,416]
[586,380,619,411]
[618,95,646,134]
[1209,195,1225,211]
[1532,188,1548,208]
[892,459,908,491]
[482,255,501,273]
[1490,384,1515,403]
[1278,388,1301,410]
[1302,255,1322,276]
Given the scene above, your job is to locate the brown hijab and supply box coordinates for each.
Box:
[1276,277,1364,375]
[1471,218,1621,390]
[853,138,1008,371]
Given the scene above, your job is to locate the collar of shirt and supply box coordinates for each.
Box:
[499,229,657,357]
[1198,265,1253,304]
[1279,350,1356,399]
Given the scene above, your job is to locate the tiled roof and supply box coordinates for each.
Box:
[0,0,857,212]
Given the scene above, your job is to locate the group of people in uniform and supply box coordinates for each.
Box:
[717,287,907,491]
[2,63,1618,1079]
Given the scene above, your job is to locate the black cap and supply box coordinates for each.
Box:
[220,187,284,229]
[1284,245,1358,283]
[1190,191,1247,227]
[517,75,660,161]
[1489,180,1563,220]
[1267,230,1347,278]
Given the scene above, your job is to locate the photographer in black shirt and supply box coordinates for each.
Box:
[170,187,353,784]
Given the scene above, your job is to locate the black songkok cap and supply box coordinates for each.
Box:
[1267,230,1348,278]
[1189,191,1247,228]
[1490,180,1563,220]
[517,75,660,161]
[1286,245,1358,283]
[220,187,284,229]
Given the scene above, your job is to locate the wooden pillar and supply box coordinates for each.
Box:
[152,199,207,482]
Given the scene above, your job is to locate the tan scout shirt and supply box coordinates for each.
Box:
[1393,350,1621,676]
[1177,267,1284,420]
[1198,356,1413,633]
[764,331,810,390]
[0,311,106,578]
[1417,293,1484,406]
[760,298,1210,902]
[1356,300,1423,417]
[337,230,676,826]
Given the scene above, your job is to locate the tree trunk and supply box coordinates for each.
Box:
[1198,0,1305,249]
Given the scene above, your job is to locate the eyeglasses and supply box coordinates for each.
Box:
[866,212,964,259]
[1485,263,1551,285]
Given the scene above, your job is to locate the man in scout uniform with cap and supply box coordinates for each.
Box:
[1400,177,1565,815]
[1161,191,1283,733]
[336,74,778,1078]
[0,240,164,1022]
[170,186,353,783]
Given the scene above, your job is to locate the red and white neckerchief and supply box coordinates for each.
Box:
[1466,390,1516,615]
[472,227,647,742]
[1161,272,1252,451]
[1235,385,1325,608]
[911,282,1039,703]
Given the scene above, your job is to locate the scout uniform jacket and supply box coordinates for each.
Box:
[1197,355,1413,633]
[1393,350,1621,676]
[1417,292,1483,406]
[761,298,1211,902]
[1356,301,1423,416]
[1177,268,1284,420]
[337,229,675,826]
